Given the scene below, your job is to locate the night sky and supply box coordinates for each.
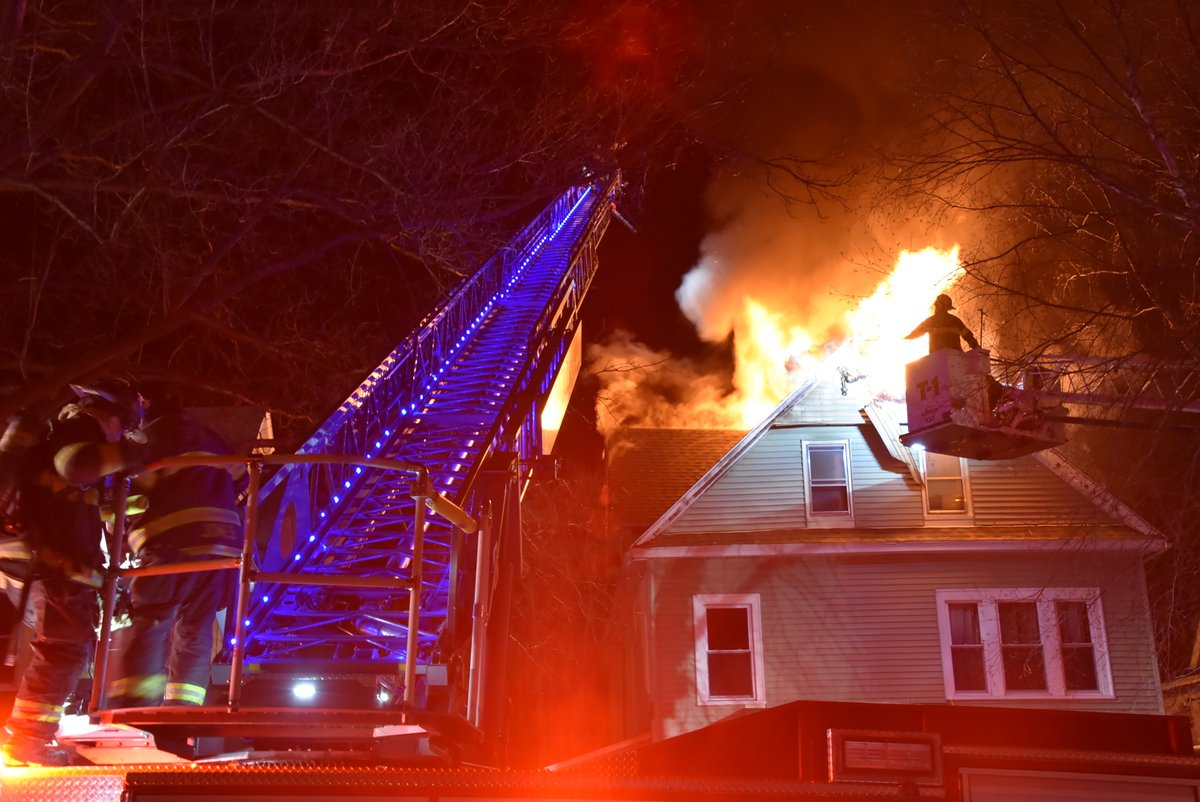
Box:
[559,0,957,458]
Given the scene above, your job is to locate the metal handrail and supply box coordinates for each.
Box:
[89,452,476,717]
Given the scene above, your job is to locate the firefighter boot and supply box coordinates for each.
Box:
[0,727,73,767]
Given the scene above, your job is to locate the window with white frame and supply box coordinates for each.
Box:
[804,441,852,518]
[921,450,970,514]
[693,594,766,706]
[935,588,1112,699]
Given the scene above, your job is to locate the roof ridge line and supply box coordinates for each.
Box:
[1033,448,1164,541]
[630,375,821,548]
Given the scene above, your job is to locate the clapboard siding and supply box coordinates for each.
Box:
[663,434,1119,537]
[648,551,1161,739]
[969,458,1112,526]
[667,427,806,533]
[666,425,925,535]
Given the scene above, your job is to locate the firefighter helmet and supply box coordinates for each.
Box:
[68,377,146,434]
[934,294,955,311]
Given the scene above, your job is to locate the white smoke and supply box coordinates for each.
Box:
[587,330,742,434]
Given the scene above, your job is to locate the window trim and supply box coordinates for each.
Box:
[919,449,973,520]
[693,593,766,707]
[935,588,1113,700]
[803,440,854,525]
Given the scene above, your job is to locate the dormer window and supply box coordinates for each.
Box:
[921,449,971,515]
[804,441,852,520]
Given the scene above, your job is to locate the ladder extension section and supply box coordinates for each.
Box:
[239,177,619,676]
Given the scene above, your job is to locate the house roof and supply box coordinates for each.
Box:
[630,375,819,548]
[626,367,1165,552]
[606,426,748,536]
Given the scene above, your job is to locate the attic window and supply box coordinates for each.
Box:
[804,442,852,517]
[693,594,766,706]
[922,450,970,514]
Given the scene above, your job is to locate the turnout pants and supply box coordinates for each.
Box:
[5,578,98,741]
[109,558,235,708]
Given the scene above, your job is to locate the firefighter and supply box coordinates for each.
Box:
[55,383,243,712]
[905,294,980,353]
[0,384,139,766]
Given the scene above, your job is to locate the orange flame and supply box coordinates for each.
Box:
[839,245,964,397]
[723,245,963,426]
[592,245,964,433]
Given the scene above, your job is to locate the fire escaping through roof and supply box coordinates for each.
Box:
[590,245,963,432]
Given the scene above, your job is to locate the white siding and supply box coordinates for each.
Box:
[663,429,1120,536]
[624,369,1164,743]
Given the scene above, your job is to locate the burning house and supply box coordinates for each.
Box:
[598,351,1198,798]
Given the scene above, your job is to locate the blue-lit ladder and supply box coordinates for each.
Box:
[231,176,619,714]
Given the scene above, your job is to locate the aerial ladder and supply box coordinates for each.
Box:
[95,174,622,763]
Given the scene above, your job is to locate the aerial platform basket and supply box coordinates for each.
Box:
[899,349,1067,460]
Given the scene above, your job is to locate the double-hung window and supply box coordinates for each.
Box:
[935,588,1112,699]
[804,441,852,521]
[921,450,970,515]
[693,594,766,706]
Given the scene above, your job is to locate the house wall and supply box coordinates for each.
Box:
[643,549,1162,740]
[667,424,921,534]
[663,424,1110,536]
[969,458,1111,526]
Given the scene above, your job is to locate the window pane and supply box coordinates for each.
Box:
[948,603,981,645]
[707,652,754,697]
[925,451,961,479]
[927,478,965,511]
[1002,645,1047,690]
[811,486,849,513]
[706,608,750,650]
[951,645,987,690]
[948,604,986,691]
[1062,646,1099,691]
[809,447,847,482]
[1058,601,1098,691]
[999,602,1046,691]
[1056,601,1092,644]
[998,602,1040,644]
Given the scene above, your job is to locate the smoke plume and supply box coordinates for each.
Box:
[590,1,969,433]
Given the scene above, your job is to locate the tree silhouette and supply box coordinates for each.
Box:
[0,1,727,441]
[892,0,1200,369]
[506,461,619,767]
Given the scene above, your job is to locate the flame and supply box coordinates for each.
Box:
[840,245,965,397]
[592,245,964,433]
[724,245,964,426]
[730,299,816,425]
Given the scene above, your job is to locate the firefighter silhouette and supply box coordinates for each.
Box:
[55,382,243,716]
[0,381,141,766]
[905,294,980,353]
